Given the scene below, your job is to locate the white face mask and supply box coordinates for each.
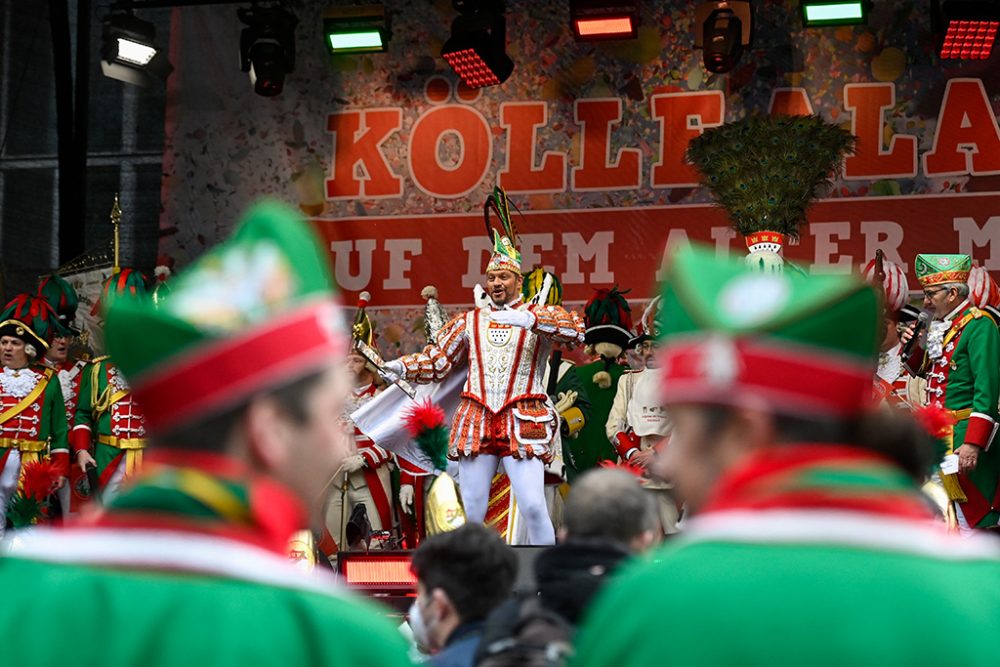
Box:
[408,598,434,651]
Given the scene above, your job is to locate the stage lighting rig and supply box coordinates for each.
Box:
[934,0,1000,60]
[441,0,514,88]
[100,11,173,87]
[570,0,639,41]
[801,0,868,26]
[324,4,390,53]
[693,0,753,74]
[238,4,298,97]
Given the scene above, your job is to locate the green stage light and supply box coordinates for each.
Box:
[801,0,867,26]
[324,5,390,54]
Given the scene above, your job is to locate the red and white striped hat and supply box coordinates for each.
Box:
[967,265,1000,309]
[862,257,910,314]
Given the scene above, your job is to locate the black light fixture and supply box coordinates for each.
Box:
[238,5,298,97]
[100,11,173,86]
[933,0,1000,60]
[694,0,753,74]
[324,4,390,54]
[441,0,514,88]
[570,0,639,41]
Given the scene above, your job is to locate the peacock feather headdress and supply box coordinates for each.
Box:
[686,114,855,240]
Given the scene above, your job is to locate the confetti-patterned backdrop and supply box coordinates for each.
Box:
[160,0,1000,354]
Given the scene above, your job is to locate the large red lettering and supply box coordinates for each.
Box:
[649,91,724,188]
[408,106,492,199]
[497,102,566,193]
[325,109,403,199]
[842,83,917,180]
[571,98,641,191]
[924,78,1000,176]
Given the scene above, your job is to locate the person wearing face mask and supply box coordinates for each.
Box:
[409,523,518,666]
[606,296,677,534]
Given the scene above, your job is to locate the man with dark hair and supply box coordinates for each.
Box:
[533,468,658,626]
[0,203,412,667]
[409,523,518,666]
[572,245,1000,667]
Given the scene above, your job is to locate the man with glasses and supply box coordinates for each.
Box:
[606,296,677,534]
[903,254,1000,531]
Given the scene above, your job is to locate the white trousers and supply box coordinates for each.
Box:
[459,455,555,545]
[0,450,21,540]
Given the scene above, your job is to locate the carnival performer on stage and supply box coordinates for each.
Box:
[383,188,584,545]
[38,274,90,513]
[323,292,393,557]
[0,202,413,667]
[70,270,150,504]
[607,296,678,534]
[568,287,634,482]
[862,255,921,409]
[902,254,1000,531]
[0,295,69,536]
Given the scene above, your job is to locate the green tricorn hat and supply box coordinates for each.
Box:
[0,294,71,356]
[656,244,879,417]
[915,254,971,288]
[37,274,80,331]
[104,201,349,432]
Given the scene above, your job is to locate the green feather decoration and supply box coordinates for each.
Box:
[686,114,855,238]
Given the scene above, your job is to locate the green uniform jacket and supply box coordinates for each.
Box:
[71,357,147,483]
[568,360,626,482]
[911,306,1000,527]
[573,445,1000,667]
[0,453,413,667]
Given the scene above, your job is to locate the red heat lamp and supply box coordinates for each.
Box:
[441,0,513,88]
[936,0,1000,59]
[570,0,639,41]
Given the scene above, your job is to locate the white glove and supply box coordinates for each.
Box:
[342,454,365,473]
[399,484,415,513]
[490,308,536,329]
[382,359,405,381]
[553,390,577,414]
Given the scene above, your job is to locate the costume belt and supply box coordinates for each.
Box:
[950,408,973,421]
[97,434,147,478]
[0,437,49,468]
[940,408,976,504]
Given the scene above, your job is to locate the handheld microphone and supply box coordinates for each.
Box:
[902,311,930,356]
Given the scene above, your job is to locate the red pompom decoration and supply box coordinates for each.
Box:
[915,404,955,440]
[598,459,644,477]
[21,459,62,501]
[403,400,446,437]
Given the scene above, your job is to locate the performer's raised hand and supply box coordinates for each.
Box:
[399,484,414,513]
[490,308,536,329]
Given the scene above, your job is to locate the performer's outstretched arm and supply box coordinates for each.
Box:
[528,305,586,345]
[393,313,468,384]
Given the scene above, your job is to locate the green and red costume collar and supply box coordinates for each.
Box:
[682,444,1000,560]
[85,449,306,555]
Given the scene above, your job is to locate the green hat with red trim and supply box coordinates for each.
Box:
[657,244,879,417]
[104,201,349,432]
[915,254,971,288]
[37,274,80,332]
[0,294,70,356]
[92,268,149,317]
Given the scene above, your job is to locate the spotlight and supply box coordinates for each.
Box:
[238,5,298,97]
[694,0,753,74]
[801,0,867,26]
[324,5,390,54]
[100,12,173,87]
[935,0,1000,60]
[441,0,514,88]
[570,0,639,41]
